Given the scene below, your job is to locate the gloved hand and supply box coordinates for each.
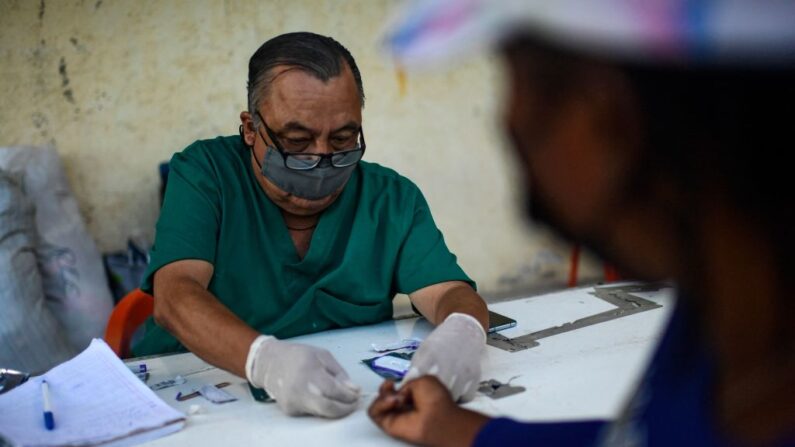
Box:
[246,335,361,418]
[402,312,486,402]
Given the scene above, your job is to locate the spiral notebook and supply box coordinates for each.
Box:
[0,339,185,447]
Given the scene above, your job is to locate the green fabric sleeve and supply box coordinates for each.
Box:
[140,145,221,293]
[393,187,476,294]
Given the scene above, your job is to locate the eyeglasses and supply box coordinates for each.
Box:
[256,111,365,171]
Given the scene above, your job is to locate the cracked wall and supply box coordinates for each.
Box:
[0,0,602,295]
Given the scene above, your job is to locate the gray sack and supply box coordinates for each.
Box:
[0,172,77,372]
[0,147,113,371]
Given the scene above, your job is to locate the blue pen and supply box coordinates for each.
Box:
[41,380,55,430]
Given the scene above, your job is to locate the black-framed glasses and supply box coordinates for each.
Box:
[256,111,365,171]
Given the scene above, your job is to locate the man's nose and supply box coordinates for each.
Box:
[313,138,334,154]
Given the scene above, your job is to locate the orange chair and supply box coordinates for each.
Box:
[104,288,154,358]
[568,244,622,287]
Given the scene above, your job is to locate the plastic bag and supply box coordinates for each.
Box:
[0,146,113,353]
[0,172,77,372]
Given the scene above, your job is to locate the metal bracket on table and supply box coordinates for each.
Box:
[486,283,666,353]
[0,368,30,395]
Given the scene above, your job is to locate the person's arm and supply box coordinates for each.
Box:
[151,259,259,377]
[403,281,488,401]
[369,378,489,447]
[151,258,361,418]
[408,280,488,332]
[473,418,606,447]
[369,376,606,447]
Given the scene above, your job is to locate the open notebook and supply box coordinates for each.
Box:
[0,339,185,447]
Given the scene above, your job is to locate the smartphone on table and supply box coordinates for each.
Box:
[487,310,517,333]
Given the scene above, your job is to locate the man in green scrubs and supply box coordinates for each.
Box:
[134,32,489,419]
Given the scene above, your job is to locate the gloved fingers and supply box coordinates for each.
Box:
[405,353,481,401]
[399,366,422,388]
[308,374,361,404]
[405,344,433,371]
[306,392,359,419]
[458,379,478,403]
[399,347,442,388]
[444,372,479,402]
[446,372,458,391]
[449,362,481,401]
[277,380,359,418]
[420,314,487,366]
[432,370,465,400]
[277,397,306,417]
[315,350,361,392]
[315,349,346,377]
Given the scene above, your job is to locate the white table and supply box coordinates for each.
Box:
[136,284,674,446]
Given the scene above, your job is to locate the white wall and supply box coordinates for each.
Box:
[0,0,602,296]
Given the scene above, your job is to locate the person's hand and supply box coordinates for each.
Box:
[246,335,360,418]
[368,376,489,447]
[403,312,486,401]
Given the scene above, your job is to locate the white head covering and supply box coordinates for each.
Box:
[385,0,795,69]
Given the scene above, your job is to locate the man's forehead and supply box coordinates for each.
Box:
[261,65,361,129]
[266,65,358,103]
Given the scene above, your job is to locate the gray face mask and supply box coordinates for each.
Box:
[260,146,357,200]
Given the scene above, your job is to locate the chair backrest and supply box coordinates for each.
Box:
[104,289,154,358]
[568,244,622,287]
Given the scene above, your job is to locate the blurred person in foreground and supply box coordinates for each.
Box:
[370,1,795,445]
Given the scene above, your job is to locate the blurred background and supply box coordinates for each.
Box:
[0,0,603,297]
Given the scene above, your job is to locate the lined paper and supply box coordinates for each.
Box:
[0,339,185,446]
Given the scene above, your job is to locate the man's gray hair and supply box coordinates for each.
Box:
[247,32,365,127]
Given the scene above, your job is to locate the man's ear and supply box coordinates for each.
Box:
[239,111,256,147]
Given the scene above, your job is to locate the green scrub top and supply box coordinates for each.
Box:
[132,135,474,356]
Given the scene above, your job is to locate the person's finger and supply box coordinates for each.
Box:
[308,374,360,404]
[377,380,396,397]
[380,380,395,392]
[375,410,409,437]
[399,375,449,407]
[368,391,402,421]
[371,394,427,444]
[368,393,419,441]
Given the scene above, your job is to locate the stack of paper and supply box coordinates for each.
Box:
[0,339,185,446]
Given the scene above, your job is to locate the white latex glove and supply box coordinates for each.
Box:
[246,335,361,418]
[402,312,486,402]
